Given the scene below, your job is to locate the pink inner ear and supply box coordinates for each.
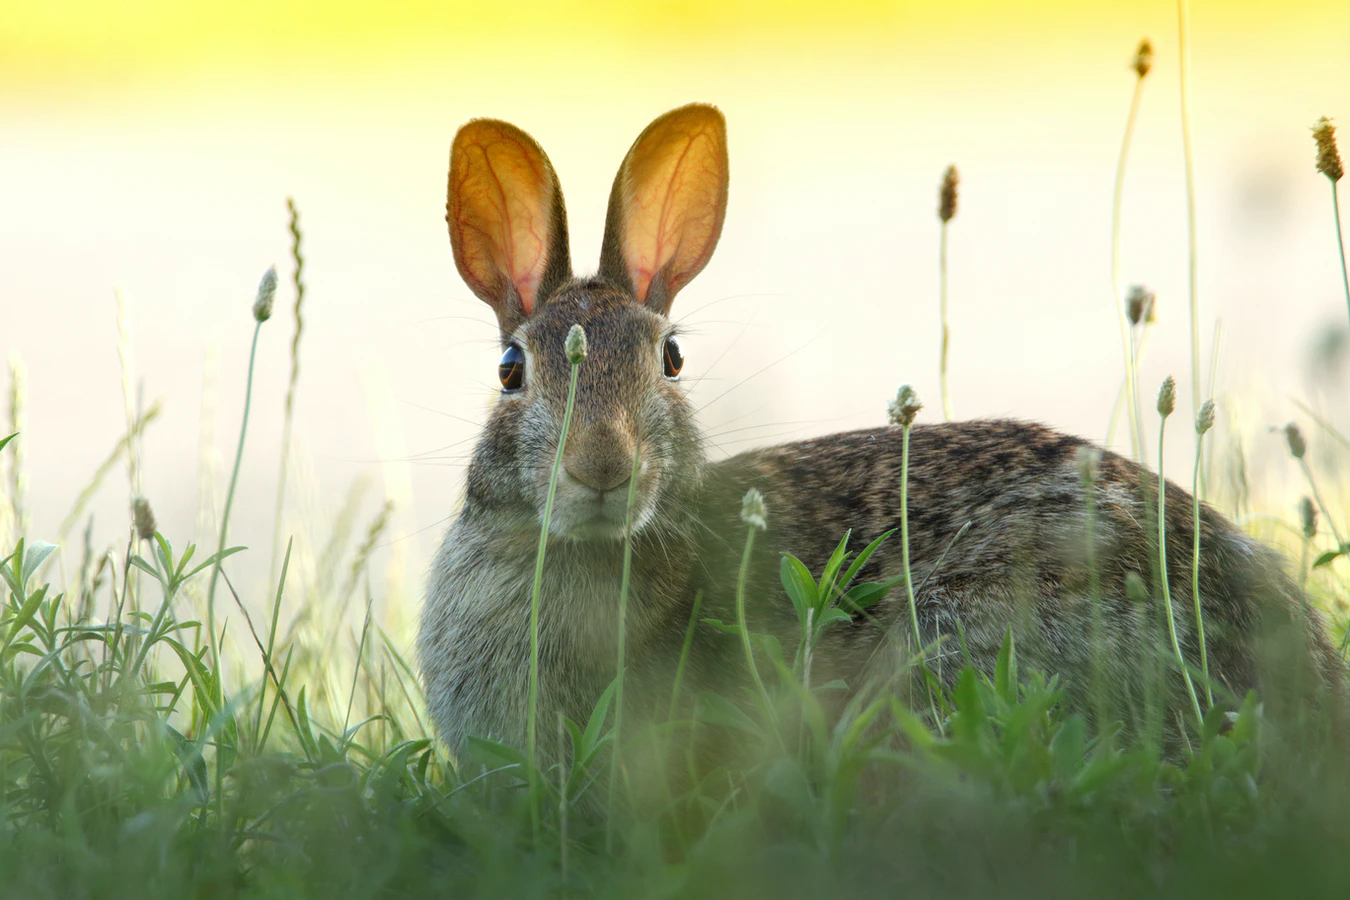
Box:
[619,108,727,307]
[450,122,555,316]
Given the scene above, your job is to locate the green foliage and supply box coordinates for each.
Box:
[4,522,1350,899]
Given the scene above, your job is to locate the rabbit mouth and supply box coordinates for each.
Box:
[545,470,658,540]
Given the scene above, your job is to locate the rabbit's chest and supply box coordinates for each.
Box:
[420,528,638,748]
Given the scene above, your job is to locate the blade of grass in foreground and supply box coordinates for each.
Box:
[526,323,586,840]
[206,267,278,686]
[606,442,643,852]
[268,198,308,595]
[1155,376,1203,729]
[1192,401,1216,707]
[1108,39,1153,461]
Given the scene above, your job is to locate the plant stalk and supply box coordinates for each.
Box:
[1157,418,1204,728]
[526,360,580,839]
[206,320,263,693]
[606,443,643,852]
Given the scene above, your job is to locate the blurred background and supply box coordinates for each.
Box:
[3,0,1349,630]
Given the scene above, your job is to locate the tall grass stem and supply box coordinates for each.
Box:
[1105,326,1152,449]
[526,358,580,838]
[606,443,643,851]
[1110,78,1146,461]
[1177,0,1202,422]
[1078,451,1108,736]
[734,524,774,722]
[939,222,953,421]
[558,711,569,884]
[205,320,263,690]
[1190,434,1213,708]
[901,423,922,654]
[1331,186,1350,330]
[267,198,307,594]
[1156,405,1204,728]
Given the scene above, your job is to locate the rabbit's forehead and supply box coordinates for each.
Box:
[519,292,666,362]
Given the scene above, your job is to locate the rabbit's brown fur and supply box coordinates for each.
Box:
[419,104,1344,764]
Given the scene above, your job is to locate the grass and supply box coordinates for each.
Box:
[1109,39,1152,462]
[1153,376,1203,728]
[5,38,1350,900]
[3,490,1350,899]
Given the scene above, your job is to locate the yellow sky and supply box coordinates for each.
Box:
[9,0,1345,95]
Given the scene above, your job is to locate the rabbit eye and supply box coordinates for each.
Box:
[663,336,684,379]
[499,345,525,392]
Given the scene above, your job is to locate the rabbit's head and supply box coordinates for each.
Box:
[447,104,729,541]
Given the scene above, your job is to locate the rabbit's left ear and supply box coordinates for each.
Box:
[599,104,728,315]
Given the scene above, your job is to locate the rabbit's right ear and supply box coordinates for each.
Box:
[447,119,572,335]
[599,104,728,316]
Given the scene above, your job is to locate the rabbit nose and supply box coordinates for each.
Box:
[563,425,635,493]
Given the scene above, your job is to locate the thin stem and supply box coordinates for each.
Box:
[938,221,953,422]
[798,606,814,758]
[1200,321,1223,497]
[672,591,703,805]
[1178,0,1202,420]
[125,562,175,690]
[898,419,944,724]
[734,525,774,721]
[1332,184,1350,331]
[527,360,580,839]
[1106,325,1152,449]
[557,711,569,885]
[606,443,643,852]
[254,538,293,743]
[669,591,703,722]
[267,198,307,594]
[901,423,922,654]
[1128,329,1147,468]
[206,320,263,692]
[898,419,943,724]
[1190,439,1213,708]
[1111,76,1147,461]
[1080,461,1108,737]
[1157,419,1204,728]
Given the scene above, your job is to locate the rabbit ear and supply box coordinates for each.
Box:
[599,104,728,316]
[447,119,572,333]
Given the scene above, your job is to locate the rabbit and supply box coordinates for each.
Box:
[419,103,1345,766]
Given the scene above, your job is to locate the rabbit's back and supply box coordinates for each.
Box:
[691,420,1342,717]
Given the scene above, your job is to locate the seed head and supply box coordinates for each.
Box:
[1156,376,1176,418]
[565,324,587,365]
[132,496,157,541]
[1132,38,1154,79]
[1125,285,1157,326]
[1313,117,1343,183]
[938,165,960,223]
[887,384,923,428]
[1299,495,1318,540]
[1195,399,1216,436]
[253,265,278,322]
[1285,422,1307,460]
[740,488,767,531]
